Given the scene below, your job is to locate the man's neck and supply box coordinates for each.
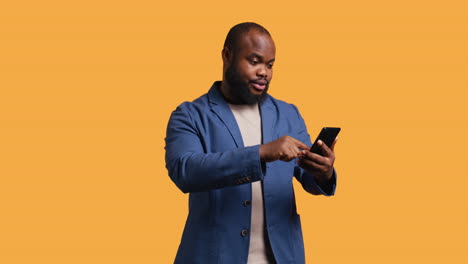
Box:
[219,80,234,104]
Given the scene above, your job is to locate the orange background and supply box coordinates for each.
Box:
[1,1,467,263]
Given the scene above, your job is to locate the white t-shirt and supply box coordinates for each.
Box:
[229,103,275,264]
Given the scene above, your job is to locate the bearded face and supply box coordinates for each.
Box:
[224,57,270,105]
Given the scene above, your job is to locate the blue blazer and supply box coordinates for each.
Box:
[165,82,336,264]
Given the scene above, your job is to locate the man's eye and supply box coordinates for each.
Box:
[249,60,258,65]
[267,64,274,69]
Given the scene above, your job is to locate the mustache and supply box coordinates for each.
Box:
[250,79,269,85]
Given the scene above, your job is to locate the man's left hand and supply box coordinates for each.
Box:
[297,138,338,184]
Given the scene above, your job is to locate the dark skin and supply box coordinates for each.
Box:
[221,30,275,101]
[220,29,338,184]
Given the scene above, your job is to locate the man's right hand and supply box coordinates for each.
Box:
[259,136,309,162]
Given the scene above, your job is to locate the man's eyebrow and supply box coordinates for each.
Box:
[248,53,262,59]
[249,53,275,63]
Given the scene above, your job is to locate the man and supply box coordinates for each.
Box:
[165,22,337,264]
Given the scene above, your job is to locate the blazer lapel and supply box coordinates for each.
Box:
[208,82,244,148]
[207,81,276,147]
[259,96,275,144]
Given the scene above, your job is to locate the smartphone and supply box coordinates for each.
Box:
[309,127,341,156]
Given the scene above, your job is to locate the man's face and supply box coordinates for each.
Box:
[224,30,276,105]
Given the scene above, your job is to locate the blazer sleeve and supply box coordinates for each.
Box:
[290,104,337,196]
[165,105,264,193]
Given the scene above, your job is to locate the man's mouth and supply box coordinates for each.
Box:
[250,80,267,91]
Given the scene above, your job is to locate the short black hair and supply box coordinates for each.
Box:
[223,22,271,54]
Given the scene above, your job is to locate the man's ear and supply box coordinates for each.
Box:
[222,47,233,65]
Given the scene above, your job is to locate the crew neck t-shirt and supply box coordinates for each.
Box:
[229,103,275,264]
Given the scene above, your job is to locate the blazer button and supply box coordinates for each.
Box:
[243,200,251,207]
[241,229,249,237]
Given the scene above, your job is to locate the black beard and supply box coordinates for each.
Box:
[224,63,269,105]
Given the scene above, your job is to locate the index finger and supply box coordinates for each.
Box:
[291,137,309,150]
[330,137,338,152]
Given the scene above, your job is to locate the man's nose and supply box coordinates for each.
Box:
[256,65,268,78]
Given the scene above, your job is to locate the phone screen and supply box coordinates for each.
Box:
[309,127,341,156]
